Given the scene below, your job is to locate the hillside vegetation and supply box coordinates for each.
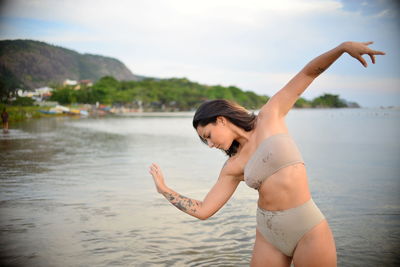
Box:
[49,76,357,111]
[0,39,141,98]
[50,76,269,110]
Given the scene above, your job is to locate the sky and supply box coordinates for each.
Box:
[0,0,399,107]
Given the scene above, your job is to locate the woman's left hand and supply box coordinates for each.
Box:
[343,41,385,67]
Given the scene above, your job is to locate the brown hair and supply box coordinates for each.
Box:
[192,99,257,157]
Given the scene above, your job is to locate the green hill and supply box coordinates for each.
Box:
[0,39,142,94]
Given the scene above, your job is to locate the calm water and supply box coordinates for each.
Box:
[0,109,399,266]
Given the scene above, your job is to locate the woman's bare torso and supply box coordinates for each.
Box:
[226,115,311,211]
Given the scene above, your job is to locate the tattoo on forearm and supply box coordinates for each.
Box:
[315,67,326,75]
[163,192,200,213]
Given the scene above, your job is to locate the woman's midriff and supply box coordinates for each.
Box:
[257,163,311,211]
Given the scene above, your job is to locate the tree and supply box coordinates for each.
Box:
[295,97,311,108]
[50,88,76,104]
[311,93,346,108]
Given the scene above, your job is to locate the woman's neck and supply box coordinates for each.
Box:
[233,127,254,148]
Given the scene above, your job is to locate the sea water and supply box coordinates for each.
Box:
[1,108,399,266]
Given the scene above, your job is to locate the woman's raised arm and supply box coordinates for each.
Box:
[149,163,240,220]
[262,41,385,117]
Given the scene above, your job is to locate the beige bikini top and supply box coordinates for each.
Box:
[244,134,304,190]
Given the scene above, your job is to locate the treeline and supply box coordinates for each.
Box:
[50,76,269,110]
[295,94,359,108]
[49,76,358,110]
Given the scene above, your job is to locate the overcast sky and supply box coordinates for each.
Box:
[1,0,399,107]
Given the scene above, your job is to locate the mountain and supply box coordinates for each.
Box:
[0,39,142,91]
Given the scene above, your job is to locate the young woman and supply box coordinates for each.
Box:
[149,41,384,266]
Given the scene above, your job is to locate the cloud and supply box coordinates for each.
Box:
[2,0,342,25]
[1,0,399,106]
[0,0,347,50]
[372,9,397,18]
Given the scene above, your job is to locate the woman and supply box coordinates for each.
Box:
[149,41,384,266]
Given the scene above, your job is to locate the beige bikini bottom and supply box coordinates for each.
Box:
[256,198,325,257]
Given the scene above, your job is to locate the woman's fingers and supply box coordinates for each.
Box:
[149,163,163,178]
[357,55,367,67]
[372,50,386,55]
[369,54,376,64]
[151,163,161,172]
[149,163,166,193]
[149,163,158,171]
[149,163,158,176]
[350,42,385,67]
[364,48,385,65]
[364,49,385,66]
[149,164,154,173]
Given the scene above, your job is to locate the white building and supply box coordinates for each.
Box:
[63,79,78,86]
[18,87,54,101]
[35,87,53,95]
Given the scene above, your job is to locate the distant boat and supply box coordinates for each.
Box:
[40,105,88,116]
[49,105,70,114]
[39,110,58,114]
[79,110,89,116]
[66,109,89,116]
[68,109,81,115]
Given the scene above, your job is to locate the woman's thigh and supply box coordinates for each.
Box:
[251,230,292,267]
[292,220,337,267]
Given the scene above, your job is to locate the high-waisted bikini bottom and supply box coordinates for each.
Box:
[256,198,325,257]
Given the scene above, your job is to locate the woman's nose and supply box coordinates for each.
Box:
[207,140,214,148]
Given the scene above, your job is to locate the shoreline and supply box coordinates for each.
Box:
[1,104,398,124]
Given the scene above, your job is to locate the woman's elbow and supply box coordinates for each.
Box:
[197,215,208,221]
[196,213,211,221]
[196,209,215,220]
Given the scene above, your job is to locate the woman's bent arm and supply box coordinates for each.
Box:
[149,163,240,220]
[160,188,203,216]
[262,41,385,117]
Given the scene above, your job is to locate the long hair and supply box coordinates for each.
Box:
[192,99,257,157]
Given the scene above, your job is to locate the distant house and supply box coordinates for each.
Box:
[35,87,53,95]
[18,89,35,98]
[79,80,93,87]
[63,79,78,86]
[36,87,53,100]
[74,80,93,90]
[18,87,53,101]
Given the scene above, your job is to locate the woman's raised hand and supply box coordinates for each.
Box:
[343,41,385,67]
[149,163,167,194]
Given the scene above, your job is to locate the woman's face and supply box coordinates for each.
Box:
[196,117,234,150]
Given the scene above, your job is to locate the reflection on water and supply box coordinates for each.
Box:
[1,109,399,266]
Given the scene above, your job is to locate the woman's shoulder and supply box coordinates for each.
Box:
[221,154,245,181]
[254,110,287,140]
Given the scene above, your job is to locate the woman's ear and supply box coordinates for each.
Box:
[216,116,226,126]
